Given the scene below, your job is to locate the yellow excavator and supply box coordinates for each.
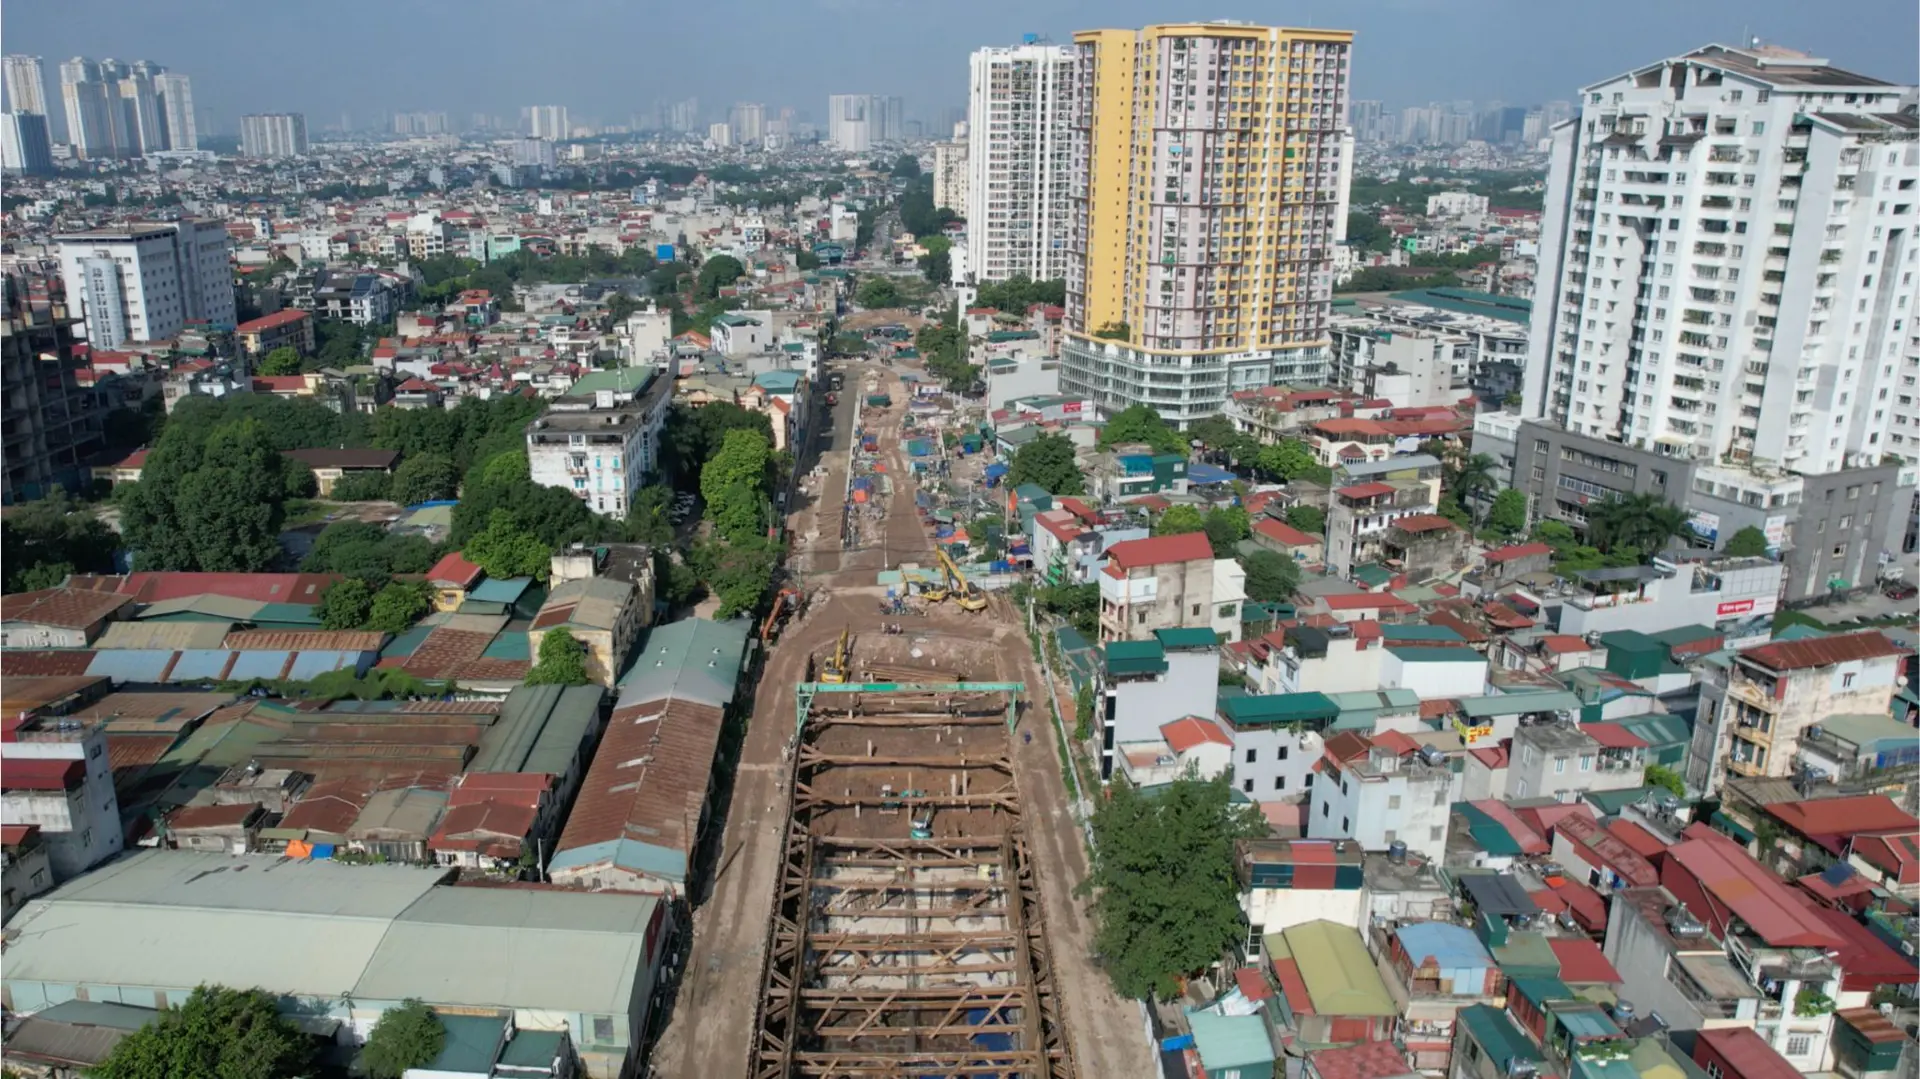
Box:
[820,627,851,683]
[939,549,988,613]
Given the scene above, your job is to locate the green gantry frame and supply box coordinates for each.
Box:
[794,682,1027,734]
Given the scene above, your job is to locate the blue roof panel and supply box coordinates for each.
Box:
[167,649,234,682]
[226,651,293,681]
[87,650,175,683]
[287,650,360,680]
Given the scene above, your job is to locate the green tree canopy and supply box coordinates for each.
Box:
[971,276,1065,314]
[1008,435,1085,496]
[463,509,553,580]
[1153,504,1205,537]
[120,416,294,571]
[660,401,775,487]
[1088,774,1268,998]
[359,999,446,1079]
[1098,404,1187,456]
[1,490,121,592]
[1485,488,1528,537]
[701,428,774,545]
[692,534,782,617]
[855,275,904,310]
[329,471,392,501]
[1722,525,1770,558]
[319,578,374,630]
[1584,492,1689,556]
[1241,549,1302,603]
[92,985,312,1079]
[256,346,302,376]
[526,627,590,686]
[366,579,434,633]
[300,521,435,580]
[1202,506,1251,557]
[387,451,461,506]
[891,152,922,178]
[1285,504,1325,534]
[1255,439,1330,485]
[694,254,746,301]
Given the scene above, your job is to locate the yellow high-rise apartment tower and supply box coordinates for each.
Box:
[1062,22,1353,427]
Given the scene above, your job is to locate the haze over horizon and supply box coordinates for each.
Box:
[8,0,1917,133]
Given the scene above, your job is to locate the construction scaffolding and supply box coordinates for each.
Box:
[750,683,1077,1079]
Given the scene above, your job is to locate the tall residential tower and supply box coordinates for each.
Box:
[3,55,47,116]
[1060,22,1354,426]
[963,43,1078,283]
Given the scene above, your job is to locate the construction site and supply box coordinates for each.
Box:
[650,359,1150,1079]
[748,672,1074,1078]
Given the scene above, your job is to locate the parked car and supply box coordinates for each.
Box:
[1882,582,1917,601]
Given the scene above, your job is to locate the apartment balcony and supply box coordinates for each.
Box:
[1725,679,1780,713]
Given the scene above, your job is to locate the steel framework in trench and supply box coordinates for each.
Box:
[749,685,1076,1079]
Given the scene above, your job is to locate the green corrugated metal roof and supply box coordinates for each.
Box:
[1189,1012,1275,1070]
[1352,563,1394,588]
[1509,975,1574,1008]
[1387,287,1532,324]
[1456,1005,1542,1067]
[1457,690,1580,718]
[615,616,752,710]
[1389,645,1485,663]
[1152,627,1218,651]
[1613,713,1690,748]
[380,625,434,659]
[1104,640,1167,676]
[1220,692,1338,727]
[1382,624,1467,643]
[1649,624,1720,647]
[481,630,530,660]
[1453,802,1525,857]
[424,1014,508,1074]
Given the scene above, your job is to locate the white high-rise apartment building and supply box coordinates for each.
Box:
[59,58,119,158]
[708,121,733,148]
[1524,44,1920,480]
[56,220,236,348]
[153,72,196,150]
[827,94,872,152]
[964,43,1077,283]
[4,55,47,116]
[873,95,905,141]
[527,104,569,139]
[116,68,165,154]
[239,113,308,157]
[729,102,764,144]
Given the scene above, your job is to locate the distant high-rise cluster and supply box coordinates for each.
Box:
[239,113,309,158]
[1347,97,1574,147]
[3,54,196,163]
[392,111,449,136]
[826,93,905,152]
[728,102,765,145]
[526,105,569,140]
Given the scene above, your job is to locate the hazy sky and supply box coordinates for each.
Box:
[8,0,1916,132]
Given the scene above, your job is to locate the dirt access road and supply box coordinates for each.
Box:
[649,362,1153,1079]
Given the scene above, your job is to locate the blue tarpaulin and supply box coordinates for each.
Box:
[1187,463,1235,485]
[984,463,1010,478]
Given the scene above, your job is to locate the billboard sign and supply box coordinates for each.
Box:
[655,243,676,263]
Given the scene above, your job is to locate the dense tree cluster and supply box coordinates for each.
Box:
[1008,434,1084,496]
[526,628,590,686]
[1088,775,1268,998]
[1,491,122,591]
[120,416,299,571]
[1098,404,1188,457]
[971,276,1065,314]
[93,986,312,1079]
[359,1000,446,1079]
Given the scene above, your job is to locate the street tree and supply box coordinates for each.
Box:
[1087,774,1267,998]
[92,985,312,1079]
[1008,434,1084,496]
[387,451,461,506]
[359,1000,446,1079]
[1241,549,1302,603]
[526,628,590,686]
[463,509,552,580]
[1202,506,1251,557]
[318,578,374,630]
[1484,488,1528,537]
[256,346,302,376]
[1153,504,1205,537]
[1097,404,1186,455]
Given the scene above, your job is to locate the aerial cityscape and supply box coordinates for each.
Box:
[1,5,1918,1079]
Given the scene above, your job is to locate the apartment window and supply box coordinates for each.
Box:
[1554,756,1568,774]
[1322,801,1331,818]
[1243,779,1255,793]
[1246,748,1257,764]
[1430,826,1444,841]
[1579,754,1594,771]
[1191,604,1202,617]
[1342,817,1351,831]
[1277,746,1289,761]
[1786,1036,1812,1059]
[1274,776,1287,791]
[1842,672,1857,689]
[1388,795,1402,810]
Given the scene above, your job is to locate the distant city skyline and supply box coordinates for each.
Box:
[7,0,1913,137]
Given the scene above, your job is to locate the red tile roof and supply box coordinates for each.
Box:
[1666,828,1843,948]
[1335,482,1396,499]
[1547,936,1622,985]
[0,587,133,629]
[1796,868,1876,905]
[73,572,339,605]
[1104,532,1213,570]
[427,552,485,589]
[1269,957,1315,1015]
[1161,716,1233,754]
[1323,592,1416,612]
[235,309,311,334]
[1740,630,1906,672]
[1,824,40,846]
[1483,542,1552,564]
[553,697,725,866]
[1695,1027,1804,1079]
[1766,796,1917,844]
[1607,819,1670,860]
[252,375,310,393]
[166,803,260,830]
[0,651,100,676]
[1,758,85,791]
[1852,832,1919,885]
[1253,518,1320,547]
[1308,1041,1413,1079]
[430,799,537,858]
[1580,722,1647,750]
[224,629,386,652]
[1793,894,1920,994]
[1558,811,1658,886]
[1234,966,1275,1003]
